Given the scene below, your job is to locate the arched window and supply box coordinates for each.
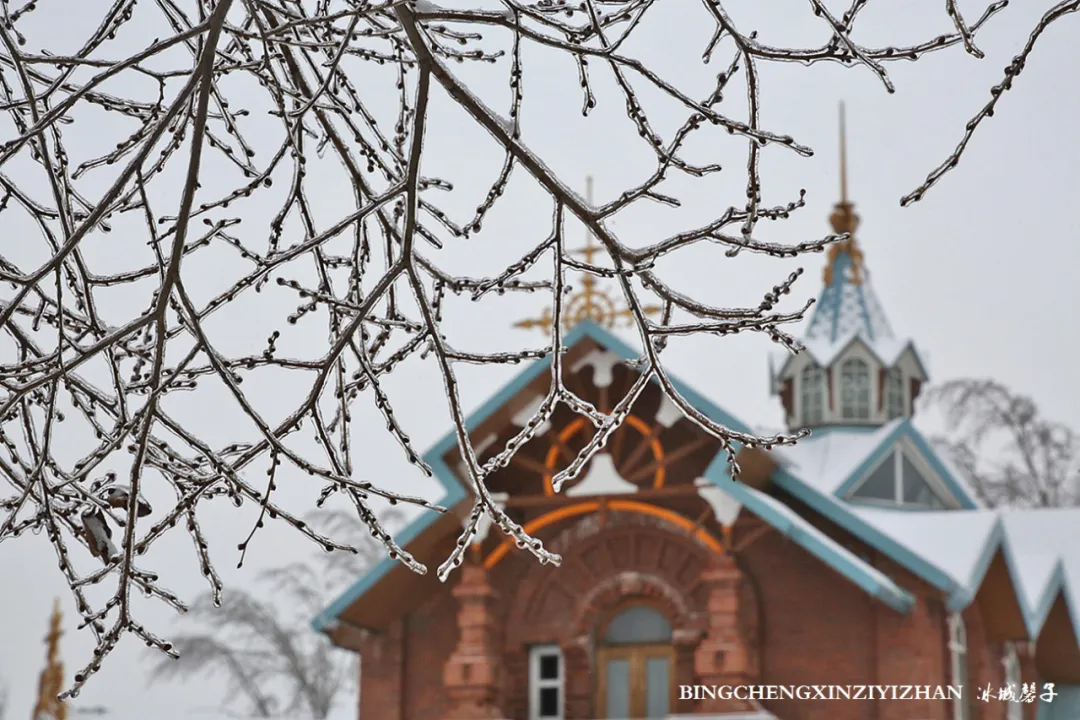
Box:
[840,358,871,420]
[948,612,970,720]
[604,605,672,645]
[801,365,825,426]
[885,368,905,420]
[1002,643,1022,720]
[598,606,673,718]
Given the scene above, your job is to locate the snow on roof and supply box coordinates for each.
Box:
[772,420,902,496]
[800,330,914,370]
[738,484,913,608]
[773,248,926,377]
[1001,509,1080,611]
[804,253,894,346]
[850,507,999,590]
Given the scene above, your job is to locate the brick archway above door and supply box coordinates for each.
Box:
[504,518,714,651]
[571,571,699,641]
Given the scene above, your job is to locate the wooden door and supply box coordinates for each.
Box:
[596,644,675,718]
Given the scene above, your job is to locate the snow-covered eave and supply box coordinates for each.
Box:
[835,505,1080,647]
[703,454,915,613]
[775,332,926,381]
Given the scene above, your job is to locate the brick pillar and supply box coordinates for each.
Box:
[443,562,504,720]
[693,552,760,713]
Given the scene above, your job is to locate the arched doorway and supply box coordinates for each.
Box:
[595,605,674,718]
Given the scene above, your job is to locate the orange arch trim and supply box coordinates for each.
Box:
[542,415,665,496]
[483,499,721,569]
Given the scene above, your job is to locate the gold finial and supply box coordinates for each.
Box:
[824,102,864,286]
[32,599,67,720]
[515,176,661,333]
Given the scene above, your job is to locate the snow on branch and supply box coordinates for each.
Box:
[0,0,1069,696]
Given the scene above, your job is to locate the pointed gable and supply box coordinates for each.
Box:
[313,322,927,636]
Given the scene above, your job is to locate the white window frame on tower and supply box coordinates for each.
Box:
[800,364,826,426]
[528,644,565,720]
[840,357,871,420]
[948,612,970,720]
[1002,643,1022,720]
[885,367,905,420]
[847,440,958,509]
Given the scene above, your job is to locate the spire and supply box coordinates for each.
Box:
[32,599,67,720]
[825,102,863,285]
[804,104,892,345]
[514,176,660,332]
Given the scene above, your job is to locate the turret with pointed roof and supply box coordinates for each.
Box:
[773,104,927,431]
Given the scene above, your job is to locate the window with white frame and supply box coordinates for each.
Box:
[801,365,826,426]
[840,358,870,420]
[948,612,970,720]
[849,447,951,509]
[529,644,564,720]
[1003,643,1022,720]
[885,368,905,420]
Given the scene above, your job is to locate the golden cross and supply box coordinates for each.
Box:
[515,176,661,333]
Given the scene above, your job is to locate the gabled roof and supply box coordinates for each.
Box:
[312,320,754,632]
[701,453,914,612]
[775,479,1080,647]
[773,238,927,382]
[312,321,923,632]
[773,418,980,509]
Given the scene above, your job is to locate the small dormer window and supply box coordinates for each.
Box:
[800,365,825,426]
[840,358,870,420]
[885,368,904,420]
[850,447,952,509]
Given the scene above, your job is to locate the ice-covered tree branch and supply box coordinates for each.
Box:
[0,0,1071,695]
[928,379,1080,508]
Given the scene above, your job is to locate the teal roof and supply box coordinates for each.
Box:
[805,248,893,345]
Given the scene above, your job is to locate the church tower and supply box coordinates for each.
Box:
[772,105,928,431]
[31,599,67,720]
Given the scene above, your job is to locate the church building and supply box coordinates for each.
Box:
[311,120,1080,720]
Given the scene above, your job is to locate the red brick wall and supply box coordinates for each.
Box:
[354,510,1005,720]
[740,529,877,720]
[357,618,405,720]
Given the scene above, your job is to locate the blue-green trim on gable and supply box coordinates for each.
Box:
[311,446,466,632]
[777,457,1080,646]
[944,519,1006,612]
[770,465,962,595]
[702,455,915,613]
[312,320,752,631]
[831,418,978,510]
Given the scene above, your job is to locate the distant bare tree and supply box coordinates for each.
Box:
[0,0,1074,695]
[929,379,1080,509]
[0,677,7,720]
[148,508,399,718]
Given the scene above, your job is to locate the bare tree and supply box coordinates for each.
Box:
[929,379,1080,509]
[0,0,1074,695]
[0,677,7,720]
[148,508,399,718]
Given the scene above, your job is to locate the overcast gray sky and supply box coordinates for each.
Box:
[2,0,1079,718]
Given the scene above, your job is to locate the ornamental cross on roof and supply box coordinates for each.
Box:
[804,103,894,345]
[32,599,67,720]
[515,176,661,333]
